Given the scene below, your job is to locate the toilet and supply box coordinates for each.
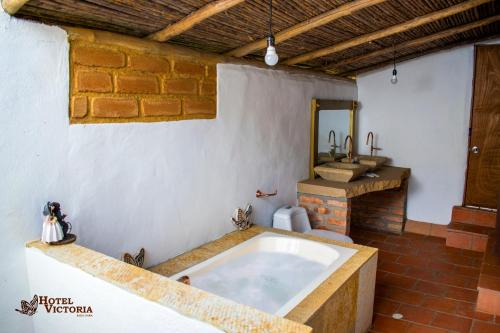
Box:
[272,205,353,243]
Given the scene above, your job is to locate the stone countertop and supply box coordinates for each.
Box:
[26,237,312,333]
[297,166,410,198]
[149,226,378,326]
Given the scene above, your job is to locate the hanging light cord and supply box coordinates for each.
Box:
[393,44,396,70]
[269,0,273,36]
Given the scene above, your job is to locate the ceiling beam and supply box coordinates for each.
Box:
[1,0,30,14]
[339,33,500,76]
[147,0,245,42]
[225,0,387,58]
[283,0,494,66]
[325,14,500,74]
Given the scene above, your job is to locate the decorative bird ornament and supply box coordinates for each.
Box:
[232,204,253,231]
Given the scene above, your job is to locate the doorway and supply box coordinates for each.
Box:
[464,45,500,209]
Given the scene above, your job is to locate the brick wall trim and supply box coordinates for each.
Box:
[67,28,219,124]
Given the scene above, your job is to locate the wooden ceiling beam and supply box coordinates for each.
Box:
[283,0,494,66]
[339,33,500,76]
[324,14,500,74]
[225,0,387,58]
[1,0,30,14]
[147,0,245,42]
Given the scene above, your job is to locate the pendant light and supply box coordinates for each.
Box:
[391,45,398,84]
[264,0,279,66]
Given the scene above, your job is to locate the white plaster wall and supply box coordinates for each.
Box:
[0,8,356,331]
[25,249,223,333]
[356,46,475,224]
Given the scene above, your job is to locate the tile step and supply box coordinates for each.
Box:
[445,222,495,252]
[451,206,497,228]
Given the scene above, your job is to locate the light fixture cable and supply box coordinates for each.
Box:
[264,0,279,66]
[391,43,398,84]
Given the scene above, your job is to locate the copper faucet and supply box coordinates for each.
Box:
[344,135,353,160]
[366,131,382,156]
[328,130,340,158]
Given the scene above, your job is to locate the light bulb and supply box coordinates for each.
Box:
[391,68,398,84]
[264,35,279,66]
[265,45,279,66]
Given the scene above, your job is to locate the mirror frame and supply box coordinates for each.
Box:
[309,99,358,179]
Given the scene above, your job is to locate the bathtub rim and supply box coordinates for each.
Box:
[169,231,358,316]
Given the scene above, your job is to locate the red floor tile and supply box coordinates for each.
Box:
[353,227,494,333]
[445,286,478,303]
[414,281,447,297]
[372,314,410,332]
[471,321,500,333]
[374,297,400,315]
[421,295,458,314]
[398,304,435,325]
[407,323,447,333]
[378,272,418,289]
[379,261,409,275]
[432,313,472,333]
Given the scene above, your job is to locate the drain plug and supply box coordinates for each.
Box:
[392,313,404,320]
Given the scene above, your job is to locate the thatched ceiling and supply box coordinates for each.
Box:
[9,0,500,77]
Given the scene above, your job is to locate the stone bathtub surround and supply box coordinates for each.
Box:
[66,27,218,124]
[26,237,311,333]
[298,166,410,235]
[150,226,378,333]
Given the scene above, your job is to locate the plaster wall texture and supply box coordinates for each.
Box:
[25,249,223,333]
[0,7,356,330]
[356,43,497,224]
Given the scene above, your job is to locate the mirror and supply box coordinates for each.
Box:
[309,99,357,179]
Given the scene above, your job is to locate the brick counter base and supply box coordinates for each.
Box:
[297,193,351,235]
[351,179,408,234]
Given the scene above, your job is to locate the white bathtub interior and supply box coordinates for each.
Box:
[170,232,358,316]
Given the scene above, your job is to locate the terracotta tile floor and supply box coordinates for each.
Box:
[350,228,500,333]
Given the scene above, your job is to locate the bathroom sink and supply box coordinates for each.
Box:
[318,152,346,163]
[314,162,369,182]
[341,155,388,171]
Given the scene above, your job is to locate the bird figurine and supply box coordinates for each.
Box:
[231,204,253,231]
[123,248,145,268]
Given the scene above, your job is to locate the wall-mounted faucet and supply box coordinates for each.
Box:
[366,131,382,157]
[328,130,340,158]
[344,135,353,160]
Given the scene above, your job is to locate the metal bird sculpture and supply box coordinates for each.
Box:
[232,204,253,230]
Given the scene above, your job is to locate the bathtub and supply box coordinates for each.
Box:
[170,232,357,316]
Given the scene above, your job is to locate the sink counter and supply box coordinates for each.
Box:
[298,166,410,199]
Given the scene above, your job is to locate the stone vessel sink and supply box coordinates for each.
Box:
[314,162,369,183]
[341,155,388,171]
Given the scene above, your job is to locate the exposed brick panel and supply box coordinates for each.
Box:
[68,28,218,124]
[200,80,216,96]
[164,79,198,95]
[76,70,113,93]
[116,74,159,94]
[184,99,216,115]
[207,65,216,79]
[174,61,205,76]
[351,179,408,234]
[128,55,169,73]
[71,96,88,118]
[73,47,125,68]
[297,193,351,235]
[141,98,181,117]
[92,97,138,118]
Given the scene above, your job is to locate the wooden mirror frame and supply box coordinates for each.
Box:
[309,99,358,179]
